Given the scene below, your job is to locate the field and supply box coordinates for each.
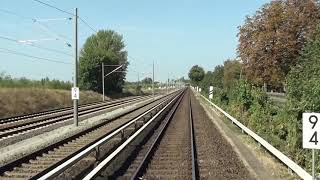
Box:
[0,87,107,119]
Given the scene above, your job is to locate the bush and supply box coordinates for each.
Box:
[0,73,72,90]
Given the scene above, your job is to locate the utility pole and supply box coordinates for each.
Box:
[152,60,154,98]
[136,72,140,93]
[73,8,78,126]
[102,62,105,101]
[167,73,169,94]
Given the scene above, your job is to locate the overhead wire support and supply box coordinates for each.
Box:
[0,35,72,56]
[101,63,124,101]
[33,0,98,34]
[0,8,73,47]
[35,17,72,22]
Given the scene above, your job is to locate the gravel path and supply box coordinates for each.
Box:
[191,92,252,179]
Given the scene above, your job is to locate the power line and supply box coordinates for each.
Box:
[32,0,74,16]
[0,47,71,64]
[0,8,73,45]
[0,9,30,19]
[0,35,72,56]
[32,0,98,33]
[35,20,72,42]
[79,17,97,33]
[128,55,153,70]
[29,44,72,56]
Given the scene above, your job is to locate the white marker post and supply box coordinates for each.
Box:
[199,88,202,93]
[303,113,320,180]
[72,87,80,100]
[209,86,213,100]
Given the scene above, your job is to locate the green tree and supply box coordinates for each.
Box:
[282,25,320,168]
[79,30,128,94]
[223,59,241,91]
[238,0,320,87]
[200,71,213,93]
[141,77,152,84]
[287,25,320,118]
[212,65,224,88]
[188,65,205,86]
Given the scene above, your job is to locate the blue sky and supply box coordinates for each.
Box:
[0,0,270,82]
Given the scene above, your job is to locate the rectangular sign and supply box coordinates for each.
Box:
[71,87,79,100]
[209,86,213,99]
[303,113,320,149]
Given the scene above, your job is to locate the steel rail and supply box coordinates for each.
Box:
[129,89,185,180]
[38,91,183,180]
[189,97,198,180]
[82,90,184,180]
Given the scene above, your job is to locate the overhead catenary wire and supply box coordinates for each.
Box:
[0,35,72,56]
[128,55,151,65]
[32,0,98,33]
[0,8,73,45]
[32,0,74,16]
[78,17,97,33]
[0,47,71,65]
[0,8,30,19]
[35,20,72,43]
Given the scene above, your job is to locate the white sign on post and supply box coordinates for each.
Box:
[199,88,202,92]
[71,87,80,100]
[303,113,320,149]
[209,86,213,99]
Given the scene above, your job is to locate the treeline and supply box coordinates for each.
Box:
[189,0,320,172]
[0,72,72,90]
[0,30,128,93]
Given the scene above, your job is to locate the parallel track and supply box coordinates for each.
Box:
[0,96,150,141]
[0,95,147,125]
[0,91,182,179]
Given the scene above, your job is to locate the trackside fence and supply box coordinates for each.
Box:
[198,93,312,180]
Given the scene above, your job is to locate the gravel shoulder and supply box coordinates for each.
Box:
[191,92,252,179]
[194,91,297,180]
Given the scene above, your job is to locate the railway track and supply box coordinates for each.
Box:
[81,89,196,180]
[0,95,151,144]
[0,90,184,179]
[0,96,142,124]
[137,91,197,179]
[82,88,251,179]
